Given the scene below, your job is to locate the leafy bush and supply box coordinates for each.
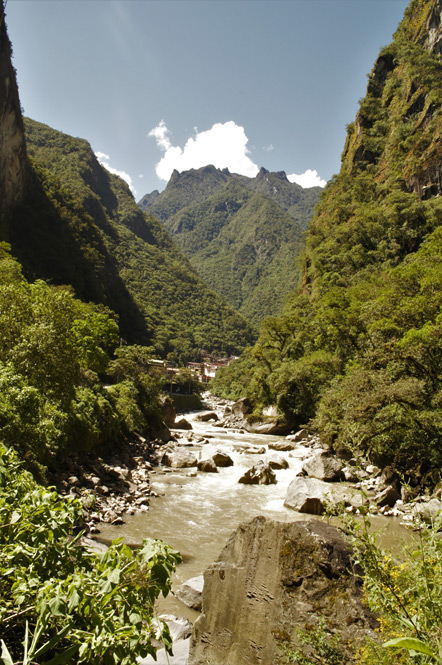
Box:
[0,444,181,664]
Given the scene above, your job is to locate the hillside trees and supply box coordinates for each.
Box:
[0,244,166,477]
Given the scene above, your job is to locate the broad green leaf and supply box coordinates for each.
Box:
[383,636,440,661]
[1,641,14,665]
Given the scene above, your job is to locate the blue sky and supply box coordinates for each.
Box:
[6,0,409,197]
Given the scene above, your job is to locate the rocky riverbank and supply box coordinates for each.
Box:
[53,391,442,538]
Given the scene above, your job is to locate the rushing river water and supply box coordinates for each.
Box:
[98,408,409,622]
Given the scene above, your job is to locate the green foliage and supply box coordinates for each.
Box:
[280,619,346,664]
[347,513,442,665]
[0,444,181,664]
[0,244,164,473]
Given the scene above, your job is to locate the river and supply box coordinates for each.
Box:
[98,406,409,623]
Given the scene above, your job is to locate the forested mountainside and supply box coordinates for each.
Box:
[139,166,320,325]
[4,119,253,362]
[213,0,442,484]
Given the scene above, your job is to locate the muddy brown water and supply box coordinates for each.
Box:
[98,410,410,622]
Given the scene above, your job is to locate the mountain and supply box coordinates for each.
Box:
[4,119,254,363]
[139,166,321,325]
[213,0,442,483]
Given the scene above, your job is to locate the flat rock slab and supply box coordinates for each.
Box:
[176,574,204,611]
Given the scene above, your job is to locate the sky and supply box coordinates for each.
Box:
[5,0,410,198]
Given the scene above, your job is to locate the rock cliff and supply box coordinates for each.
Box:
[0,0,27,226]
[189,516,376,665]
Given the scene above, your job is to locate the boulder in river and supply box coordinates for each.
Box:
[189,516,377,665]
[302,451,344,481]
[266,453,289,470]
[286,428,309,442]
[284,477,331,514]
[268,440,295,452]
[162,449,198,468]
[238,461,276,485]
[174,418,193,430]
[247,421,294,435]
[197,458,218,473]
[212,451,234,467]
[176,574,204,611]
[196,411,219,422]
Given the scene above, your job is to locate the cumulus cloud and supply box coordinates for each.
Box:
[95,151,136,196]
[148,120,259,181]
[287,169,327,188]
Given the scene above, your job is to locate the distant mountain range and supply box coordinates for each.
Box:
[139,166,321,326]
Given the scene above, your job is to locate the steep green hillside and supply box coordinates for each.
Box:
[139,167,319,325]
[6,120,254,362]
[213,0,442,483]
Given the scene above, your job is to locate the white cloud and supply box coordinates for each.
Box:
[287,169,327,188]
[95,151,136,196]
[148,120,259,181]
[263,144,274,152]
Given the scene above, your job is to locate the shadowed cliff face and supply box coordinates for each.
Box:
[0,0,27,225]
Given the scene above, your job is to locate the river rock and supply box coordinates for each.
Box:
[159,614,193,641]
[286,428,309,442]
[162,450,198,468]
[176,575,204,611]
[268,440,294,451]
[196,411,219,422]
[173,418,193,430]
[284,477,331,514]
[302,451,344,482]
[189,516,377,665]
[413,498,442,522]
[374,485,401,508]
[232,397,252,417]
[197,458,218,473]
[248,421,294,435]
[212,451,233,467]
[266,453,289,470]
[238,461,276,485]
[160,398,176,428]
[248,446,266,454]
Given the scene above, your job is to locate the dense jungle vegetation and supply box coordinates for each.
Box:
[139,166,320,326]
[213,0,442,485]
[6,120,254,364]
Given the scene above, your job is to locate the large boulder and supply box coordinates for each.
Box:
[160,396,176,428]
[247,421,294,435]
[176,574,204,611]
[232,397,253,418]
[302,451,344,482]
[268,440,295,452]
[238,462,276,485]
[189,516,377,665]
[212,451,234,467]
[162,449,198,468]
[174,418,193,430]
[196,411,219,422]
[197,458,218,473]
[266,453,289,470]
[284,477,331,515]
